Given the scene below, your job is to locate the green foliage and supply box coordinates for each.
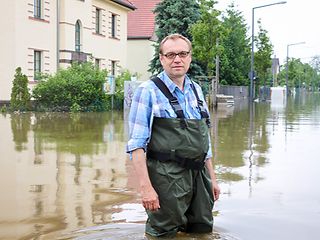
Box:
[254,20,273,89]
[219,3,251,86]
[190,0,224,76]
[149,0,204,78]
[110,69,132,110]
[70,102,81,113]
[1,105,8,113]
[10,67,31,111]
[32,62,108,112]
[278,58,320,91]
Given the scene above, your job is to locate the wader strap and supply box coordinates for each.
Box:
[190,83,211,128]
[151,77,185,118]
[190,83,209,119]
[147,150,207,170]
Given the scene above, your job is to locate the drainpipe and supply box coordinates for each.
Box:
[56,0,60,71]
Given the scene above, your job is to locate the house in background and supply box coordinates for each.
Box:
[0,0,135,102]
[127,0,161,81]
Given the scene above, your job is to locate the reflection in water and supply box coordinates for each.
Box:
[0,112,135,240]
[0,93,320,239]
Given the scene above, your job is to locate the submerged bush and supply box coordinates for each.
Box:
[10,67,31,111]
[32,62,108,112]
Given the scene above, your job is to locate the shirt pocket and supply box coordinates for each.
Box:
[188,102,201,119]
[159,101,176,118]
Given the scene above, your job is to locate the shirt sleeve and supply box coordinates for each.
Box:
[126,84,153,154]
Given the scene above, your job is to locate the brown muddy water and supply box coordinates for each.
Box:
[0,93,320,240]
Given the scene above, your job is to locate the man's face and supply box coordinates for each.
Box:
[159,38,192,80]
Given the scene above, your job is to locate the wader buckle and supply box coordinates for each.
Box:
[180,119,188,129]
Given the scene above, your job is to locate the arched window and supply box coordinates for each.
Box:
[75,20,81,52]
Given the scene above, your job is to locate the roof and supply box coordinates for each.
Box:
[127,0,161,39]
[111,0,136,10]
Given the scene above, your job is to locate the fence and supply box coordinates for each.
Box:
[218,85,248,99]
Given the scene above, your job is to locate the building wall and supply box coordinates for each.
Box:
[59,0,130,75]
[0,1,16,101]
[127,39,155,81]
[0,0,132,102]
[0,0,57,102]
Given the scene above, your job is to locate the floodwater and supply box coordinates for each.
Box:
[0,92,320,240]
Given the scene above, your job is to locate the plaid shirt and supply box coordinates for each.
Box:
[126,71,212,158]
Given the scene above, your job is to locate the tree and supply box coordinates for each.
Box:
[310,55,320,74]
[190,0,223,77]
[254,19,273,90]
[10,67,31,111]
[278,58,320,91]
[149,0,204,78]
[219,3,251,86]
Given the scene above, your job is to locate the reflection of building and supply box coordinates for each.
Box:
[0,113,132,239]
[0,113,59,239]
[0,0,135,101]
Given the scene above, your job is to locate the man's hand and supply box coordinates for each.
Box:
[132,148,160,211]
[212,181,220,201]
[141,184,160,211]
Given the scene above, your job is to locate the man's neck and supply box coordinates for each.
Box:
[170,76,185,91]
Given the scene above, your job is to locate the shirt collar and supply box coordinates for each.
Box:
[158,71,192,94]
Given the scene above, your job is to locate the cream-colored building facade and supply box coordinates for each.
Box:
[127,38,156,81]
[0,0,135,102]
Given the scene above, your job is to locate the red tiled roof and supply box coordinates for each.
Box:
[127,0,161,39]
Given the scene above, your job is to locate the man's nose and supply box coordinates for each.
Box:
[173,54,182,61]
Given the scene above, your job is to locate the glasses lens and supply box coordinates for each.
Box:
[165,53,176,59]
[178,51,189,58]
[163,51,189,59]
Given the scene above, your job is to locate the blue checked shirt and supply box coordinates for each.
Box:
[126,71,212,159]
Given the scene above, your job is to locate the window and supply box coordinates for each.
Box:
[95,59,100,69]
[111,14,116,38]
[111,61,116,76]
[34,50,42,80]
[95,8,101,34]
[75,20,81,52]
[34,0,42,18]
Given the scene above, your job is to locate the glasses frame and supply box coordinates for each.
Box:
[161,51,191,60]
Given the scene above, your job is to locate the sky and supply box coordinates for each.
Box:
[216,0,320,66]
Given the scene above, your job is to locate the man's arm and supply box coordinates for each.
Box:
[205,158,220,201]
[132,148,160,211]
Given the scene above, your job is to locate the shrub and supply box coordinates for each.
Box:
[0,105,8,113]
[10,67,31,111]
[32,62,108,112]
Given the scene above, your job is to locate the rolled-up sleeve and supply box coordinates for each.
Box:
[126,85,152,153]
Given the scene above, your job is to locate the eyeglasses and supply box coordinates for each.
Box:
[161,51,190,59]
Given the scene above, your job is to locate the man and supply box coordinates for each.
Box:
[126,33,220,237]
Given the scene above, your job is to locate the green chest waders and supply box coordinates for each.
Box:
[145,77,215,237]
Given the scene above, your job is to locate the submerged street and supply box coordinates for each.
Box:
[0,93,319,240]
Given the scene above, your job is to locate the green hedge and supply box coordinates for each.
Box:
[32,62,109,112]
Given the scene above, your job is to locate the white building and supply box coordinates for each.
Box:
[0,0,135,102]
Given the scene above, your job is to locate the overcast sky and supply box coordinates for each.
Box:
[216,0,320,65]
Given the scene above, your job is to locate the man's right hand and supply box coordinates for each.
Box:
[141,184,160,211]
[132,148,160,211]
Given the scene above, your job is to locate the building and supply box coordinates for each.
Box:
[127,0,160,81]
[0,0,135,102]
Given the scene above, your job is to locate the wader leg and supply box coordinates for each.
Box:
[145,159,193,238]
[185,167,214,233]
